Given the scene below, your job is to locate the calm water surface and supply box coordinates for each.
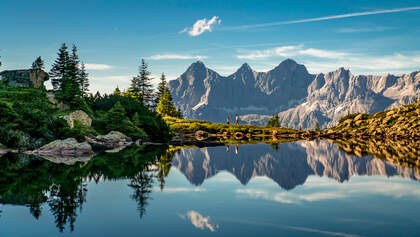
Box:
[0,140,419,236]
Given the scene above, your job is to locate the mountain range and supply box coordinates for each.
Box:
[168,59,419,129]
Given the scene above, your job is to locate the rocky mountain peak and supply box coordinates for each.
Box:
[187,61,207,72]
[238,63,252,72]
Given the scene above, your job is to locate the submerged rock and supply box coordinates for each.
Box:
[86,131,132,150]
[30,138,93,156]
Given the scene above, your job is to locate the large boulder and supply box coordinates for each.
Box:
[0,69,49,89]
[60,110,92,128]
[86,131,132,150]
[30,138,93,156]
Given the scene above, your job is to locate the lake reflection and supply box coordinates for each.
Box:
[0,140,419,236]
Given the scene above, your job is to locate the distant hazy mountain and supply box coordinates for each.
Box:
[171,141,420,190]
[169,59,419,129]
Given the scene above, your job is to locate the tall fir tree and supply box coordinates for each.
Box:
[266,114,280,127]
[137,59,154,105]
[68,44,81,84]
[31,56,44,70]
[156,88,180,117]
[128,75,141,100]
[49,43,70,90]
[49,43,86,108]
[79,63,89,95]
[155,72,167,104]
[113,86,122,96]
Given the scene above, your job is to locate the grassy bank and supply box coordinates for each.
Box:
[164,116,300,136]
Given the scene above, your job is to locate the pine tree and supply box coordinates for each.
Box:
[0,55,2,68]
[266,114,280,127]
[113,87,122,96]
[94,91,102,99]
[128,75,141,100]
[31,56,44,70]
[156,88,179,117]
[79,63,89,95]
[138,59,154,105]
[155,72,167,104]
[50,43,70,90]
[128,59,154,105]
[106,102,127,129]
[68,44,81,85]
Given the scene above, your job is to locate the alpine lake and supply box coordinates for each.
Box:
[1,139,419,237]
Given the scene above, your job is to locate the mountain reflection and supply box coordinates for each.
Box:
[171,140,420,190]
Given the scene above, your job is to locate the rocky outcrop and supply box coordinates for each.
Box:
[322,99,420,139]
[278,69,419,129]
[60,110,92,128]
[0,69,49,89]
[86,131,132,150]
[29,138,93,156]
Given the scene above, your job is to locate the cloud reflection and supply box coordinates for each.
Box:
[179,210,219,232]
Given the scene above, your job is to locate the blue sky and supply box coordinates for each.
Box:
[1,0,420,93]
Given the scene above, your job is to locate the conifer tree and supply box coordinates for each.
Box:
[79,63,89,95]
[156,88,180,117]
[94,91,102,99]
[266,114,280,127]
[128,75,141,100]
[155,73,167,104]
[113,87,122,96]
[138,59,154,104]
[31,56,44,70]
[129,59,154,105]
[50,43,70,90]
[0,55,2,68]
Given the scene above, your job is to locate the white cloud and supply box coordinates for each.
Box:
[236,45,349,60]
[236,45,302,60]
[222,6,420,30]
[147,54,207,60]
[235,178,420,205]
[84,63,113,70]
[336,26,391,33]
[304,53,420,74]
[181,16,222,36]
[236,44,420,74]
[154,187,206,193]
[299,48,349,59]
[179,210,219,232]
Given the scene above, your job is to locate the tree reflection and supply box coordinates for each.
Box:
[0,144,177,232]
[48,183,87,232]
[128,170,154,218]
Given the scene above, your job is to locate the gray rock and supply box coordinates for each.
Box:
[0,69,49,89]
[30,138,93,156]
[60,110,92,128]
[86,131,132,150]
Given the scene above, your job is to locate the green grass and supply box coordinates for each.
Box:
[164,116,300,135]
